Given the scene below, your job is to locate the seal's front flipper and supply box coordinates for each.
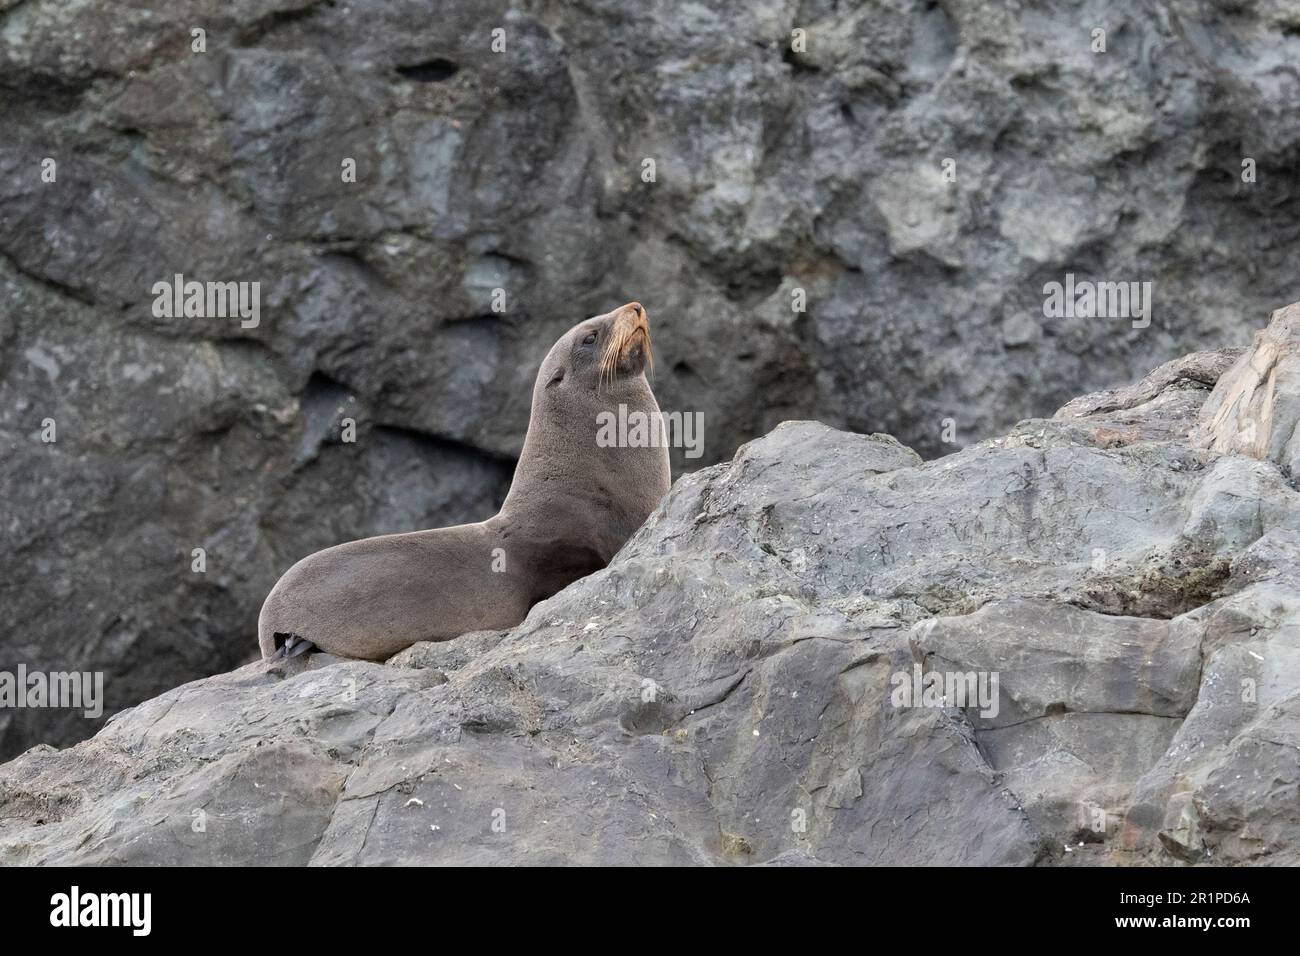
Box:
[269,633,316,661]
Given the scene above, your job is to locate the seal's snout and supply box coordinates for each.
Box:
[599,300,653,387]
[621,301,649,337]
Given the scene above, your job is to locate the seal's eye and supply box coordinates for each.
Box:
[582,331,598,345]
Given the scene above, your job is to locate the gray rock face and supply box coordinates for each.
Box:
[3,0,1299,754]
[3,313,1299,865]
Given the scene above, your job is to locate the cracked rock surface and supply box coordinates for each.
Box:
[3,305,1299,865]
[4,0,1300,756]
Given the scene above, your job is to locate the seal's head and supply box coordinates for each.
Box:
[537,300,653,396]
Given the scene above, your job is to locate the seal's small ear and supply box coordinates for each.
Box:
[547,367,565,387]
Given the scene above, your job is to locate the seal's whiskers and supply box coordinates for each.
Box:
[598,317,652,390]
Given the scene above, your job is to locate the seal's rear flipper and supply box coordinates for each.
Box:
[269,633,316,661]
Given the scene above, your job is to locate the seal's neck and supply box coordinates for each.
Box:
[497,377,671,561]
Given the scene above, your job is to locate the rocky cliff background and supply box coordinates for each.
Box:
[2,0,1298,759]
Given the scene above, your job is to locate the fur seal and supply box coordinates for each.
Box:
[257,301,670,662]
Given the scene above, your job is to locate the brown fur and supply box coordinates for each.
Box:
[257,302,671,661]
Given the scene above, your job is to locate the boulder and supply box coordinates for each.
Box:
[1195,301,1300,476]
[5,309,1300,864]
